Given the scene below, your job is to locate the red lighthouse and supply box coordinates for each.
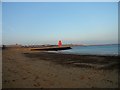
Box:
[58,40,62,47]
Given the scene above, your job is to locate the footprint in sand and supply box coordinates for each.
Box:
[103,79,113,84]
[12,80,15,82]
[106,80,113,83]
[22,77,27,80]
[80,76,85,80]
[34,76,39,81]
[27,71,31,74]
[3,80,10,83]
[33,82,41,87]
[88,77,91,80]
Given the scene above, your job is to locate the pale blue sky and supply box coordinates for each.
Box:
[0,2,2,45]
[2,2,118,45]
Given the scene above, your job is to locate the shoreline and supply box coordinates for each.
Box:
[23,51,119,70]
[46,51,119,57]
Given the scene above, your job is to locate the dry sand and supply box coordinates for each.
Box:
[2,48,119,88]
[0,49,2,89]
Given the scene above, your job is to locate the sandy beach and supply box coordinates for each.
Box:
[0,49,2,89]
[2,48,119,88]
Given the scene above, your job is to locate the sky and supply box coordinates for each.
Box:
[2,2,118,45]
[0,2,2,46]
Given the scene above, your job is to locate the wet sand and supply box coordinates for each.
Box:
[2,48,119,88]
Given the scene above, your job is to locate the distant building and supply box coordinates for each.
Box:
[4,44,22,48]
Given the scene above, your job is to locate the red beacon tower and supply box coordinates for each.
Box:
[58,40,62,47]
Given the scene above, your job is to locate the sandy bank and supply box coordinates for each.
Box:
[2,48,119,88]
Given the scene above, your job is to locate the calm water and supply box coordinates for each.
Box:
[55,44,119,56]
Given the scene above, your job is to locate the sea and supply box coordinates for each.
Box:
[50,44,119,56]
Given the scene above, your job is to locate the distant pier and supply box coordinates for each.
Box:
[30,46,72,51]
[2,44,72,51]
